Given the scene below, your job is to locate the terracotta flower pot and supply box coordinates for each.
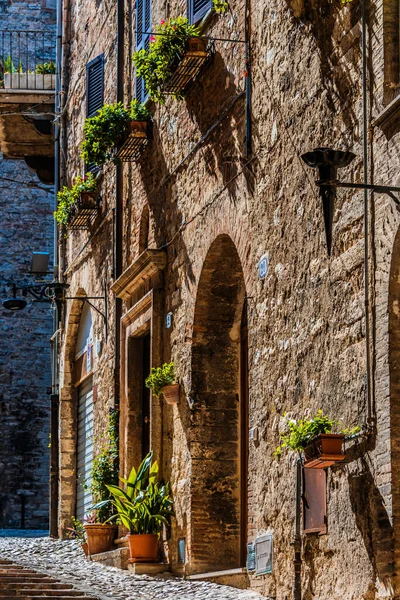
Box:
[304,433,345,469]
[84,524,117,555]
[162,383,180,405]
[127,533,159,563]
[81,542,89,556]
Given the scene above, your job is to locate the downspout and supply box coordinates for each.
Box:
[49,0,63,539]
[244,0,251,157]
[292,458,302,600]
[362,0,372,426]
[115,0,124,415]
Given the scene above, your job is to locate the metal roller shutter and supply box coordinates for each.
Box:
[76,377,94,521]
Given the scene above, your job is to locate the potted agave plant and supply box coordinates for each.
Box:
[145,362,179,404]
[80,100,151,166]
[275,410,360,469]
[93,452,174,563]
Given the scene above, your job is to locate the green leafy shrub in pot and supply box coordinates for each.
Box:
[80,100,151,166]
[35,61,56,74]
[145,362,176,397]
[274,409,360,459]
[132,16,201,104]
[54,172,97,226]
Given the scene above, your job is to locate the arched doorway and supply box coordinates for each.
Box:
[190,234,248,573]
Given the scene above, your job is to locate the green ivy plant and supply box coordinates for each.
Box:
[274,410,360,459]
[132,17,201,104]
[36,61,56,74]
[213,0,228,13]
[93,451,174,535]
[145,362,176,397]
[54,172,97,226]
[66,516,86,542]
[85,409,119,523]
[80,101,151,166]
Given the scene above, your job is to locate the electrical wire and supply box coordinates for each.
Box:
[0,174,53,191]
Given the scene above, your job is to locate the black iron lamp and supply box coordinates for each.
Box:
[2,285,27,311]
[2,282,69,311]
[301,148,356,255]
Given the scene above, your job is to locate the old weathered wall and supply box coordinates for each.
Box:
[0,0,56,530]
[59,0,400,597]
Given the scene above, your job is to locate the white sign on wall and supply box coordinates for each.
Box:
[255,533,273,575]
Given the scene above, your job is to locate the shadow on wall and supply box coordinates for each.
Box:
[284,0,361,135]
[348,458,394,597]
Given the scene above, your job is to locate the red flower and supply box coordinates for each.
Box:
[150,35,155,42]
[160,19,165,24]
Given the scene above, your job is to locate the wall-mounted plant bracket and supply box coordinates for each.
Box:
[64,280,108,340]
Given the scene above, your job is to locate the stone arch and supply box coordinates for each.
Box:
[58,289,89,535]
[138,204,150,253]
[189,234,248,574]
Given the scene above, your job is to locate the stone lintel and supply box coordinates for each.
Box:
[111,249,167,301]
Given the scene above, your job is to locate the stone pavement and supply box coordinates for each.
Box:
[0,537,267,600]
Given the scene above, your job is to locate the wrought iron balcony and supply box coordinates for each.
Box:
[0,30,56,90]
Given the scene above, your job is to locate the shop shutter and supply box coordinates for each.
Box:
[135,0,151,103]
[86,55,104,118]
[189,0,212,24]
[76,377,94,521]
[303,468,327,534]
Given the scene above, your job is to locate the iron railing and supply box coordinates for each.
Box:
[0,30,56,90]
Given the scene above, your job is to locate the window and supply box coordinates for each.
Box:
[135,0,151,103]
[188,0,212,24]
[86,54,104,118]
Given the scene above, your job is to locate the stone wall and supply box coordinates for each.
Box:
[0,0,56,530]
[58,0,400,597]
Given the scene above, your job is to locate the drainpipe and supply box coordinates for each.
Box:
[292,458,302,600]
[361,0,373,426]
[244,0,251,157]
[114,0,124,413]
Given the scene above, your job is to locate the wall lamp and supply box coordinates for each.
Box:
[2,282,69,312]
[301,147,400,255]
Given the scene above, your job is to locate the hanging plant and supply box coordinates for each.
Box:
[213,0,228,13]
[132,17,201,104]
[54,172,97,226]
[145,362,176,397]
[80,100,151,166]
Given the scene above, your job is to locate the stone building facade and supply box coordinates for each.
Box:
[56,0,400,597]
[0,0,56,529]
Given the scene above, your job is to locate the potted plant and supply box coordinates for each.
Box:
[54,173,98,228]
[145,362,179,404]
[84,409,119,555]
[132,17,208,103]
[94,452,174,563]
[3,59,56,90]
[80,100,151,166]
[66,516,89,556]
[275,410,360,469]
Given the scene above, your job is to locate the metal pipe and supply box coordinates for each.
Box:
[361,0,373,425]
[293,458,302,600]
[244,0,251,157]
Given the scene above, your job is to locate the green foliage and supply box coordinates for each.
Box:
[132,17,200,104]
[66,516,86,542]
[85,409,119,523]
[213,0,228,13]
[274,410,360,459]
[145,362,176,397]
[36,61,56,74]
[54,173,97,226]
[80,101,151,166]
[94,451,174,535]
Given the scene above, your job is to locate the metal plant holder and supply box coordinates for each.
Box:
[301,147,355,255]
[67,191,99,230]
[162,37,212,95]
[115,121,150,162]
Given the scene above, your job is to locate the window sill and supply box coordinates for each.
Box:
[372,94,400,130]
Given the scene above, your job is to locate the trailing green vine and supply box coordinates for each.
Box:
[80,101,151,166]
[54,173,97,226]
[85,408,119,523]
[213,0,228,13]
[132,17,201,104]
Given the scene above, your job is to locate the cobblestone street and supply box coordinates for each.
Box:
[0,536,266,600]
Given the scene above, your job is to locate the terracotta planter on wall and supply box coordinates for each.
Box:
[84,524,117,555]
[162,384,180,405]
[304,433,345,469]
[127,533,159,563]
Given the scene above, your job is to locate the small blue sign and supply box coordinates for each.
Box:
[259,255,268,279]
[166,312,173,329]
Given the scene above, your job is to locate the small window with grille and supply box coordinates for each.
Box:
[135,0,152,103]
[188,0,212,24]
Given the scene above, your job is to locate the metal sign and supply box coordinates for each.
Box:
[255,533,273,575]
[258,255,269,279]
[166,312,173,329]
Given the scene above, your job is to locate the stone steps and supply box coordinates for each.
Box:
[0,562,98,600]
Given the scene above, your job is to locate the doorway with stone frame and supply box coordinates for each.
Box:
[189,234,248,574]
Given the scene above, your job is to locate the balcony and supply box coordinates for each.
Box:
[0,30,56,183]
